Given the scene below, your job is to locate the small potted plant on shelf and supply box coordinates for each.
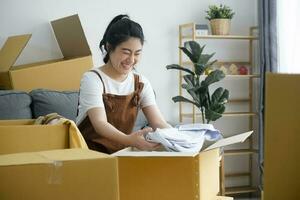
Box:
[166,41,229,123]
[205,4,235,35]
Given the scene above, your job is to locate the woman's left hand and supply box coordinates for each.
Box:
[127,127,161,151]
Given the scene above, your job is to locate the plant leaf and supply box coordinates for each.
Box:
[208,59,218,67]
[194,63,206,75]
[179,41,201,63]
[184,41,201,62]
[220,89,229,104]
[205,108,222,122]
[172,96,198,107]
[183,74,195,87]
[211,87,229,104]
[166,64,195,75]
[199,53,216,65]
[203,69,225,86]
[192,84,207,94]
[210,103,226,113]
[182,83,200,103]
[182,83,194,90]
[179,47,197,63]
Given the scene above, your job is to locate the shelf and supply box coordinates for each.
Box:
[179,24,260,195]
[224,149,258,156]
[222,112,257,117]
[225,186,258,195]
[224,74,260,78]
[180,74,260,78]
[180,98,252,104]
[228,98,250,103]
[181,61,251,66]
[179,23,258,40]
[225,172,251,178]
[182,112,258,118]
[182,35,258,40]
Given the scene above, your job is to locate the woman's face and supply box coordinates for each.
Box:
[108,37,143,75]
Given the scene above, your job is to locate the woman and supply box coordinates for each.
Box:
[76,14,171,153]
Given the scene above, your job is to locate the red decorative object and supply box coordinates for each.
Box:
[238,65,248,75]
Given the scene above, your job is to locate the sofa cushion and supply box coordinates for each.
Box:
[0,90,32,119]
[30,89,78,121]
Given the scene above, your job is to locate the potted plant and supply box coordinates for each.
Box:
[166,41,229,124]
[205,4,235,35]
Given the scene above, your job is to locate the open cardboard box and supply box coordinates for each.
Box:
[0,119,119,200]
[113,131,252,200]
[0,14,92,91]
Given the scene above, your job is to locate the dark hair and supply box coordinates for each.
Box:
[99,14,145,63]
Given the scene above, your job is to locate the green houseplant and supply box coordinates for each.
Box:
[205,4,235,35]
[166,41,229,123]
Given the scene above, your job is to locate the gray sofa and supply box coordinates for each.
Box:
[0,89,79,121]
[0,89,147,130]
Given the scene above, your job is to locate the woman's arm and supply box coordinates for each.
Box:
[87,107,159,150]
[142,105,172,130]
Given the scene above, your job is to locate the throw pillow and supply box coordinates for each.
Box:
[0,90,32,119]
[30,89,78,121]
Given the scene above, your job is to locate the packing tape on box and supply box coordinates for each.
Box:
[48,160,63,184]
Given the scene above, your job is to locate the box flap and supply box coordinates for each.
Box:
[204,131,253,151]
[51,14,91,58]
[0,149,111,166]
[0,152,51,166]
[113,147,199,157]
[114,131,252,156]
[38,148,111,161]
[0,34,31,72]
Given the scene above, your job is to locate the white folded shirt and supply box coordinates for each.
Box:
[145,124,222,152]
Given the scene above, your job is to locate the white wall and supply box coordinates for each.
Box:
[1,0,259,192]
[0,0,257,124]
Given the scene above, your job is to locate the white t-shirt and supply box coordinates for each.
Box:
[76,68,156,125]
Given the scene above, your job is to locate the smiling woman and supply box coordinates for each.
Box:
[102,37,143,79]
[76,14,171,154]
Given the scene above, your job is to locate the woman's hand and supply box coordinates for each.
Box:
[128,127,160,151]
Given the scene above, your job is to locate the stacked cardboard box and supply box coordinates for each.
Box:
[0,119,250,200]
[0,14,92,91]
[0,120,119,200]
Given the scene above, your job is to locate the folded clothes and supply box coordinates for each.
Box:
[145,124,222,152]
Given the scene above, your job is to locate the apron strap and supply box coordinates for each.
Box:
[134,74,139,91]
[133,74,144,106]
[90,70,106,94]
[133,74,144,93]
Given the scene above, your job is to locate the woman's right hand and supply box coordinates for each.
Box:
[128,127,160,151]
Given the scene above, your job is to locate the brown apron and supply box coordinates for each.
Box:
[78,70,144,154]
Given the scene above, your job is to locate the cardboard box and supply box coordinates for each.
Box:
[0,119,119,200]
[114,131,252,200]
[0,14,92,91]
[264,73,300,200]
[0,119,88,154]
